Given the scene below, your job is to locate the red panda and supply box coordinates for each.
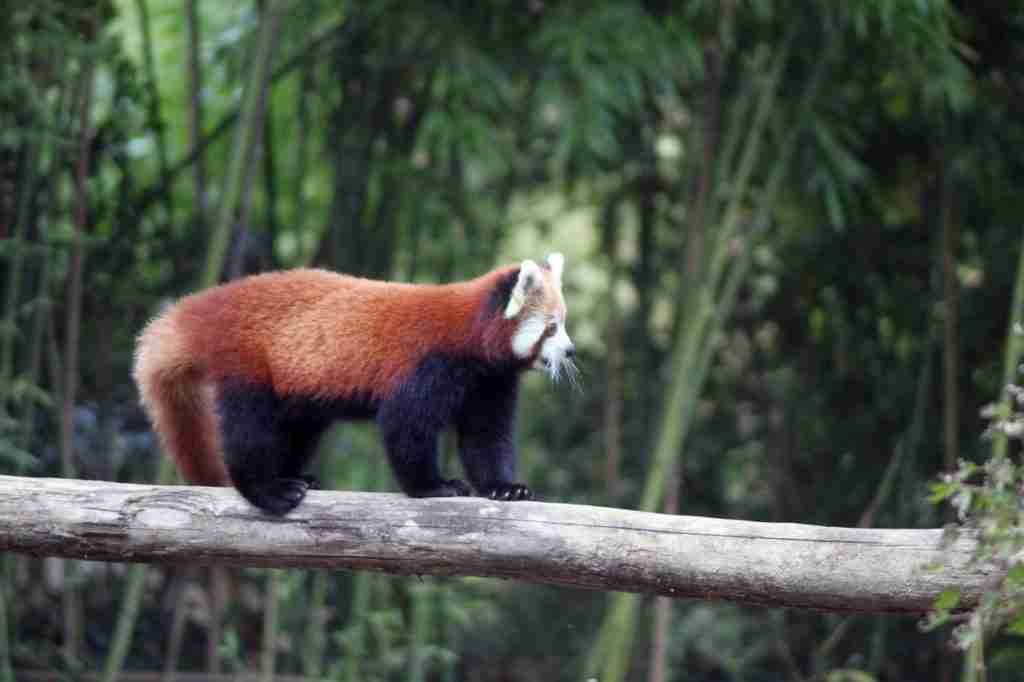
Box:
[133,254,574,515]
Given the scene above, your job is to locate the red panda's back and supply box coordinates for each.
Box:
[266,273,493,399]
[172,269,354,386]
[170,267,509,401]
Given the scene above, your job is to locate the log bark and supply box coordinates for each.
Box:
[0,475,995,614]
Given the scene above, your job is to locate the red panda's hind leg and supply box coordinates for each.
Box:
[218,378,327,515]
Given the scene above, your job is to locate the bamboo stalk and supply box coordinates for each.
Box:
[343,456,375,682]
[161,569,189,682]
[439,584,456,682]
[261,570,281,682]
[4,144,59,682]
[941,159,959,479]
[104,5,287,678]
[647,468,679,682]
[300,457,341,678]
[0,48,68,679]
[185,0,207,225]
[291,61,314,265]
[601,197,624,496]
[0,138,39,402]
[0,567,12,682]
[100,561,147,682]
[202,0,285,286]
[407,584,432,682]
[343,571,372,682]
[260,64,279,267]
[990,230,1024,461]
[16,40,72,457]
[60,21,101,662]
[591,33,830,682]
[135,0,175,227]
[637,41,790,515]
[132,26,340,219]
[300,571,329,678]
[858,334,935,529]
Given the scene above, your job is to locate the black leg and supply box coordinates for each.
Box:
[218,379,313,515]
[376,355,476,498]
[456,371,531,501]
[377,399,470,497]
[279,412,330,489]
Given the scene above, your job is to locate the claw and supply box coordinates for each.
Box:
[483,482,533,502]
[246,477,310,515]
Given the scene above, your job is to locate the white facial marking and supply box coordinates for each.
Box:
[537,321,571,366]
[504,259,543,319]
[536,320,578,386]
[512,313,547,358]
[546,253,564,283]
[504,253,578,387]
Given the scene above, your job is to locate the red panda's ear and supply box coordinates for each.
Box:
[504,259,542,318]
[546,253,564,284]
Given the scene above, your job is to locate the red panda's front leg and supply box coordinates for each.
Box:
[377,401,471,498]
[455,371,532,501]
[376,356,474,498]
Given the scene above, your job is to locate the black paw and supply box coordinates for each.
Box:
[408,479,472,498]
[482,482,533,501]
[248,477,311,516]
[299,474,321,490]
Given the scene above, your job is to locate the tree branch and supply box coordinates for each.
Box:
[0,475,995,614]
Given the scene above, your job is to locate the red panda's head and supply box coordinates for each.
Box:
[502,253,577,383]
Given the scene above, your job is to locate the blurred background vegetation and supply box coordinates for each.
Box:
[1,0,1023,680]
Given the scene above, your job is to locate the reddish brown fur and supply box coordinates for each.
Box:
[133,267,521,485]
[133,314,229,484]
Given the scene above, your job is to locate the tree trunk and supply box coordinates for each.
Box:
[0,475,994,615]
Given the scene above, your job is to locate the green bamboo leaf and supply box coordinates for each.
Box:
[1007,564,1024,586]
[8,378,52,408]
[827,671,878,682]
[933,588,961,613]
[0,439,37,470]
[928,481,957,503]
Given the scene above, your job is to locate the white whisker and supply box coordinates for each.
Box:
[545,355,582,393]
[563,357,583,394]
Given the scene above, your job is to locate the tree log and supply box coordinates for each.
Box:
[0,475,994,613]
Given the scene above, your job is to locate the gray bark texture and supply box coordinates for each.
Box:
[0,475,995,613]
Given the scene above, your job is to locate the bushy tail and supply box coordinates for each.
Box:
[133,314,229,486]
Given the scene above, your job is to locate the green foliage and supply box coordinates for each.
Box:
[926,369,1024,649]
[2,0,1024,679]
[0,415,36,471]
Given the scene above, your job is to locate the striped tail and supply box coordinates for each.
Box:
[133,313,229,486]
